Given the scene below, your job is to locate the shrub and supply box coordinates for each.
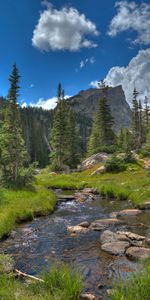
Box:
[105,155,127,173]
[124,152,137,164]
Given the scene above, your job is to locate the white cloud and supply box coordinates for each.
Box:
[103,48,150,104]
[32,2,99,51]
[22,95,71,110]
[78,56,96,71]
[108,1,150,45]
[21,102,27,108]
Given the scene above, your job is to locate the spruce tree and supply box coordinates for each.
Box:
[50,83,68,169]
[131,88,140,149]
[88,84,115,156]
[65,109,80,168]
[0,64,28,185]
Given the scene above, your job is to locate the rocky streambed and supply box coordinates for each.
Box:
[1,188,150,299]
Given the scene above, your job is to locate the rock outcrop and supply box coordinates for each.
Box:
[68,85,131,132]
[79,153,109,170]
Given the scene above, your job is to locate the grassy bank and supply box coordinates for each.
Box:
[0,255,83,300]
[111,263,150,300]
[0,177,57,240]
[39,162,150,206]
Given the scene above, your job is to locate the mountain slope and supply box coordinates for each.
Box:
[67,85,131,132]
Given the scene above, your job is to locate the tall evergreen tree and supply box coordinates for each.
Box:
[65,109,80,168]
[143,96,149,129]
[0,64,28,185]
[88,83,115,155]
[132,88,140,149]
[50,83,68,169]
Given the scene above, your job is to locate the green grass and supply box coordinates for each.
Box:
[111,263,150,300]
[0,255,83,300]
[0,177,57,240]
[41,162,150,206]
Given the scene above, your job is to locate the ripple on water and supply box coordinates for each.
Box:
[0,193,149,299]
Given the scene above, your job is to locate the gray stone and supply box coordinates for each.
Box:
[100,230,118,244]
[90,218,122,231]
[79,153,109,170]
[78,221,90,228]
[101,241,129,255]
[67,225,89,234]
[91,166,106,175]
[80,293,95,300]
[117,209,142,217]
[126,247,150,260]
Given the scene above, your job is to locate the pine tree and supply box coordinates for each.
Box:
[88,84,116,156]
[50,83,68,169]
[132,88,140,149]
[143,96,149,132]
[118,128,133,154]
[65,109,80,168]
[0,64,28,185]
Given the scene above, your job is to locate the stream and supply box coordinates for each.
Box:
[1,189,150,299]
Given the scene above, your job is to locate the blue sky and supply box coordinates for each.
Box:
[0,0,150,108]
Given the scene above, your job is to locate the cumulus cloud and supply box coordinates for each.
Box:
[32,2,99,51]
[104,48,150,104]
[108,1,150,45]
[22,95,71,110]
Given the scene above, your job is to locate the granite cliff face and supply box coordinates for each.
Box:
[67,85,131,132]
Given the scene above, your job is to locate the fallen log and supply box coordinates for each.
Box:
[14,269,44,282]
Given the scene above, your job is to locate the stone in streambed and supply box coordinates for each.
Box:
[100,230,118,244]
[117,231,145,241]
[80,293,96,300]
[90,218,122,231]
[126,246,150,260]
[110,209,142,218]
[78,221,90,228]
[101,241,129,255]
[67,225,88,234]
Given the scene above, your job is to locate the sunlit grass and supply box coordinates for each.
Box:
[0,181,57,239]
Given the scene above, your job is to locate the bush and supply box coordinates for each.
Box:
[140,144,150,158]
[105,155,127,173]
[124,152,137,164]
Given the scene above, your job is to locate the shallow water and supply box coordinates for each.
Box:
[1,191,150,299]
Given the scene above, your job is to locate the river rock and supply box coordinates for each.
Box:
[91,166,106,175]
[126,246,150,260]
[81,188,98,194]
[67,225,88,234]
[80,293,96,300]
[90,218,122,231]
[115,209,142,217]
[100,230,118,244]
[101,241,129,255]
[117,231,145,241]
[78,221,90,228]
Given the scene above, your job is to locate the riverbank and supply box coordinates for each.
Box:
[41,161,150,206]
[0,254,83,300]
[0,177,57,240]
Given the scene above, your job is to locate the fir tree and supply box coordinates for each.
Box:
[50,83,68,169]
[118,128,133,154]
[143,96,149,129]
[0,64,28,185]
[132,88,140,149]
[65,109,80,168]
[88,84,115,155]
